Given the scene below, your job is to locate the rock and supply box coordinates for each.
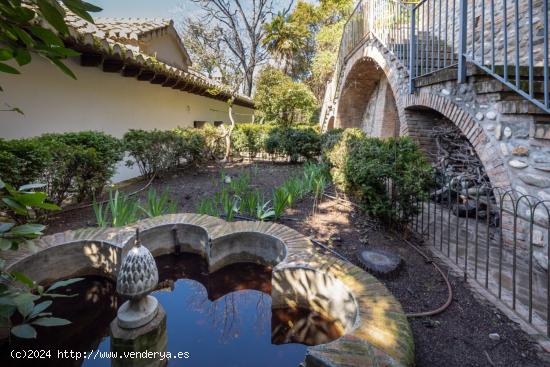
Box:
[508,159,529,169]
[495,124,502,140]
[476,112,484,121]
[538,191,550,201]
[224,175,232,184]
[535,164,550,172]
[533,229,545,247]
[500,143,509,156]
[486,124,494,131]
[512,146,529,156]
[534,251,548,271]
[441,88,451,96]
[455,97,463,102]
[519,173,550,188]
[489,333,501,341]
[459,84,468,94]
[356,248,402,279]
[504,127,512,138]
[486,111,497,120]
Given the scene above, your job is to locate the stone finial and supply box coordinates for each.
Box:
[115,228,159,329]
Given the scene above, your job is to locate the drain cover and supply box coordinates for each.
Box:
[356,248,402,279]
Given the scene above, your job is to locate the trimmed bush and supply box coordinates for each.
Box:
[325,129,433,222]
[124,128,207,177]
[265,126,321,162]
[232,123,271,158]
[0,132,123,204]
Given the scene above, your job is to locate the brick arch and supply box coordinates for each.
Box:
[401,93,511,190]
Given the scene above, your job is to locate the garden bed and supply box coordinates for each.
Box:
[46,161,550,366]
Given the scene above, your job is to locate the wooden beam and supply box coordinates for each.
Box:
[137,69,155,81]
[150,74,168,85]
[81,53,103,67]
[162,78,178,88]
[103,59,124,73]
[122,65,141,77]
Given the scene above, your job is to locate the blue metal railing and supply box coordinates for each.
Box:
[330,0,550,117]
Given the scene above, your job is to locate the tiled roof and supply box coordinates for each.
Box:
[62,14,254,107]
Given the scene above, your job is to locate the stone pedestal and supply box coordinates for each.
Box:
[110,304,167,367]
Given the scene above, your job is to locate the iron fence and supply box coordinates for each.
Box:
[328,0,550,127]
[388,174,550,336]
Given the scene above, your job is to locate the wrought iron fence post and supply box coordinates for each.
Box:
[458,0,468,83]
[409,5,416,94]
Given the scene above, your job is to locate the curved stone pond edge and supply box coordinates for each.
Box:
[2,213,415,367]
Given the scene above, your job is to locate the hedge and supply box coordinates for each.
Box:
[0,131,123,204]
[324,129,433,222]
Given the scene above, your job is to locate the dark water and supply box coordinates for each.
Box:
[2,254,343,367]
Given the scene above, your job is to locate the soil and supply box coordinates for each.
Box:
[46,161,550,366]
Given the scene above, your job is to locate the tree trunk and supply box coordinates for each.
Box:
[223,102,237,161]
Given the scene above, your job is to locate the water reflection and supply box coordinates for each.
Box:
[1,254,343,367]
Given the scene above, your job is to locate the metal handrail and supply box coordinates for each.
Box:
[324,0,550,130]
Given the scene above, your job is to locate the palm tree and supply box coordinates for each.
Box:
[263,14,308,75]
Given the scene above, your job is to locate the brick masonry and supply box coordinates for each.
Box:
[325,35,550,270]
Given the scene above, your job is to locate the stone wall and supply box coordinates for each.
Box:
[419,0,548,67]
[329,35,550,270]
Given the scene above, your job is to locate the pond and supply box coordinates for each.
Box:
[3,254,343,367]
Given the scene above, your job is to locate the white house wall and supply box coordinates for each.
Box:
[0,57,255,181]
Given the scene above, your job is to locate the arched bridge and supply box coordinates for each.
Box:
[321,0,550,198]
[321,0,550,339]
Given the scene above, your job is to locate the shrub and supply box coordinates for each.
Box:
[265,126,321,162]
[325,130,433,222]
[39,131,123,203]
[0,132,123,205]
[232,123,272,158]
[124,128,206,177]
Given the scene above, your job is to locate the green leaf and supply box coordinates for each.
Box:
[29,26,63,47]
[29,300,52,319]
[2,197,27,215]
[31,317,70,327]
[35,202,60,211]
[0,62,20,74]
[10,224,46,236]
[0,304,15,319]
[37,0,69,35]
[14,295,34,318]
[47,278,83,292]
[0,48,13,61]
[13,28,35,47]
[16,192,47,206]
[0,297,16,306]
[11,272,35,288]
[46,56,77,79]
[0,238,13,251]
[14,48,31,66]
[19,183,46,191]
[0,223,15,233]
[0,179,5,189]
[11,324,37,339]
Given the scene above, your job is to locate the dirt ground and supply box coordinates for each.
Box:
[47,162,550,366]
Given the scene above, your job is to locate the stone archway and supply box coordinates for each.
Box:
[334,56,400,137]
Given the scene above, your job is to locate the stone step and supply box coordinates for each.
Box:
[474,79,548,97]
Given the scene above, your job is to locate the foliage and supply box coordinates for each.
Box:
[0,132,123,205]
[0,180,59,251]
[93,190,139,228]
[0,178,77,339]
[272,187,290,221]
[139,188,177,218]
[254,67,317,126]
[123,129,205,177]
[325,130,433,221]
[0,274,82,339]
[0,0,101,85]
[265,126,321,162]
[231,123,271,159]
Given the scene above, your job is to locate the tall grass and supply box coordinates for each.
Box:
[140,188,177,218]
